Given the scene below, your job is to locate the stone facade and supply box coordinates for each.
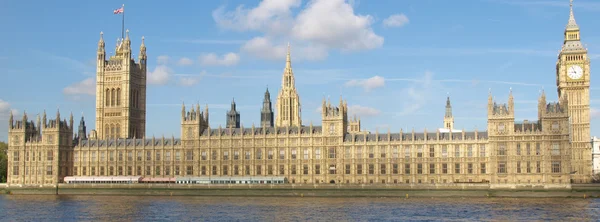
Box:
[95,30,147,140]
[5,3,591,187]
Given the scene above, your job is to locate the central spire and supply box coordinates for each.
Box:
[276,43,302,128]
[282,42,295,89]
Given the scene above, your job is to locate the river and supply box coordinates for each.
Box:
[1,195,599,221]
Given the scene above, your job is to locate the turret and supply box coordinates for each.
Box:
[227,98,240,128]
[139,36,147,70]
[97,31,106,63]
[78,116,87,140]
[261,87,274,127]
[444,95,454,130]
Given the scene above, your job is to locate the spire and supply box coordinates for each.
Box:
[282,42,295,89]
[566,0,579,30]
[78,116,87,140]
[125,29,130,40]
[445,96,452,118]
[98,31,105,48]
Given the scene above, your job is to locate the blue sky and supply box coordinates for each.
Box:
[0,0,599,141]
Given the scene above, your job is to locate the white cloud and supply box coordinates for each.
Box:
[212,0,300,34]
[0,99,16,121]
[179,77,200,87]
[348,105,381,117]
[383,14,409,27]
[63,78,96,97]
[0,99,10,113]
[177,57,194,66]
[199,53,240,66]
[148,65,172,85]
[177,71,206,87]
[241,37,328,61]
[291,0,383,51]
[157,55,169,65]
[345,75,385,92]
[213,0,383,61]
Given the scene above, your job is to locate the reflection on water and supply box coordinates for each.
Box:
[1,195,599,221]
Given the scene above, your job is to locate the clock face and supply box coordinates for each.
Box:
[567,65,583,80]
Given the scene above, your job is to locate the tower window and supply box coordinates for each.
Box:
[111,88,115,106]
[116,88,121,106]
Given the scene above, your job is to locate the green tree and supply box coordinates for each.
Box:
[0,141,7,183]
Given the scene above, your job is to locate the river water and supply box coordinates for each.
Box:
[1,195,599,221]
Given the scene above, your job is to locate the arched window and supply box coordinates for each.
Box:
[116,124,120,138]
[111,89,115,106]
[116,88,121,106]
[105,124,109,139]
[110,124,115,139]
[105,89,110,106]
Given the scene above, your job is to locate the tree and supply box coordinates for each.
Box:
[0,141,7,183]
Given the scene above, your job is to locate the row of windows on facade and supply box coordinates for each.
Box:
[16,160,560,178]
[104,88,141,108]
[10,142,561,164]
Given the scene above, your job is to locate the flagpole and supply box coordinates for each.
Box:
[121,4,125,39]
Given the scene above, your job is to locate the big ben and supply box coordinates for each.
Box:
[556,0,591,183]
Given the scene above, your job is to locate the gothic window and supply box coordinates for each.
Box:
[116,88,121,106]
[110,124,115,139]
[105,89,110,106]
[115,124,120,138]
[187,127,193,139]
[498,123,505,132]
[111,88,115,106]
[552,121,559,131]
[551,143,560,155]
[329,123,335,135]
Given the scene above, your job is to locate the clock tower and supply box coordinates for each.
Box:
[556,0,591,183]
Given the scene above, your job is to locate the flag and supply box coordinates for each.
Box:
[113,6,124,14]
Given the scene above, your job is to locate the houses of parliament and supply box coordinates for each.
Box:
[5,2,592,188]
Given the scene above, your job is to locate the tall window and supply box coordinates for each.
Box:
[279,149,285,159]
[268,150,273,160]
[480,163,486,174]
[479,145,486,157]
[498,143,506,156]
[552,161,561,173]
[329,147,336,159]
[498,162,507,173]
[467,145,472,157]
[417,145,423,158]
[454,145,460,157]
[303,148,309,160]
[116,88,121,106]
[291,149,297,159]
[111,88,115,106]
[381,146,387,158]
[516,143,521,155]
[369,146,375,158]
[392,146,399,158]
[345,147,351,159]
[404,146,410,159]
[105,89,110,106]
[551,143,560,155]
[442,145,448,157]
[429,146,435,158]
